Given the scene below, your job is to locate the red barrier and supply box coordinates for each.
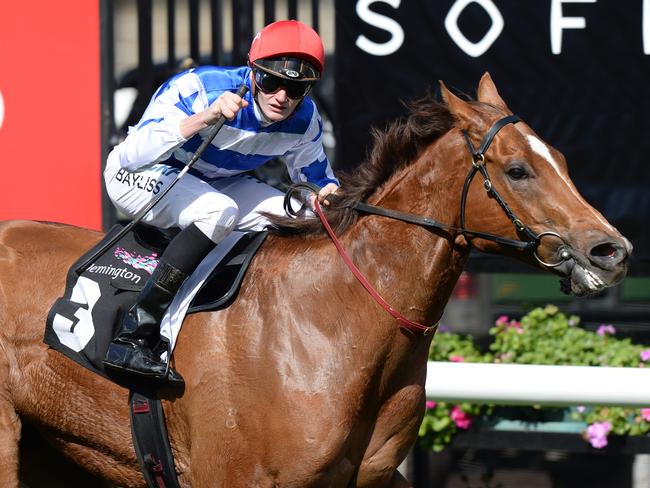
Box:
[0,1,101,230]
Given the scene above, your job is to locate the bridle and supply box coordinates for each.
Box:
[284,114,570,335]
[460,115,537,250]
[458,114,568,267]
[288,114,568,268]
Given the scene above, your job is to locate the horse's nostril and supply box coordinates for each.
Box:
[588,242,628,269]
[590,243,619,258]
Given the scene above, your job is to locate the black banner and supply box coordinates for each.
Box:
[334,0,650,272]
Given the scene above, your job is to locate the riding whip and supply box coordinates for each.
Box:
[75,83,249,274]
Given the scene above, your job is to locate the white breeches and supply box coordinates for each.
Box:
[104,157,288,243]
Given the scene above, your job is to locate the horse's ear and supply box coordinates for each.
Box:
[476,72,510,112]
[439,80,477,126]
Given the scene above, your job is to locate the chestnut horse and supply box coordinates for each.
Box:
[0,74,630,487]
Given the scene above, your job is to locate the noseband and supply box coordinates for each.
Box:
[286,115,569,268]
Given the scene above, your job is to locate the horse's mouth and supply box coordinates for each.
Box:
[556,255,627,297]
[559,261,608,296]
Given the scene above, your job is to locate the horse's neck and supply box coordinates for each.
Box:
[287,133,471,394]
[353,133,470,324]
[241,133,470,388]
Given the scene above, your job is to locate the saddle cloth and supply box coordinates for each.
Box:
[44,224,267,379]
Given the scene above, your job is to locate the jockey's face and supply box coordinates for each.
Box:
[250,71,309,122]
[254,85,301,122]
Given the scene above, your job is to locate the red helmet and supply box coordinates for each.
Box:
[248,20,324,80]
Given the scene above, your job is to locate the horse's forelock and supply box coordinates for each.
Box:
[269,94,455,236]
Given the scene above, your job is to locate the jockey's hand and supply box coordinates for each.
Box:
[180,91,249,138]
[203,91,249,124]
[317,183,340,207]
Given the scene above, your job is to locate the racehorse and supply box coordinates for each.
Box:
[0,74,630,487]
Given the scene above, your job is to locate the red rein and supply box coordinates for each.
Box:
[313,199,438,336]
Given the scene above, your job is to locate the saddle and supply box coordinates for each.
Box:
[45,222,267,378]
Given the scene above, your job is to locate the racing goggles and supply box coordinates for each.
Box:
[253,69,314,100]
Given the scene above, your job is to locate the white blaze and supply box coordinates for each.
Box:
[526,134,616,232]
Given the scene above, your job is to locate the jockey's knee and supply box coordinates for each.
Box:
[196,209,238,243]
[181,193,239,243]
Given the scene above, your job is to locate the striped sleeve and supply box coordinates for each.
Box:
[284,105,339,188]
[113,71,210,170]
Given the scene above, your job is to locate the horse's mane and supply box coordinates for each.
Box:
[269,93,455,236]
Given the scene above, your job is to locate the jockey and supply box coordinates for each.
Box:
[102,20,339,385]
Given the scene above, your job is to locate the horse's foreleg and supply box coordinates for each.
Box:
[355,384,423,488]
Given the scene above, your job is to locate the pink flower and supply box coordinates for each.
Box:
[495,315,509,326]
[450,406,472,430]
[498,352,513,362]
[576,406,586,413]
[425,401,437,410]
[641,409,650,422]
[586,421,612,449]
[597,324,616,336]
[641,350,650,362]
[449,355,465,362]
[507,320,522,329]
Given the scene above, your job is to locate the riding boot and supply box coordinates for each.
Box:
[103,261,188,386]
[103,223,218,386]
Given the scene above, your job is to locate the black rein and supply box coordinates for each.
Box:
[286,115,554,258]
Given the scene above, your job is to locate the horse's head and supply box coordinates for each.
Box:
[440,73,631,296]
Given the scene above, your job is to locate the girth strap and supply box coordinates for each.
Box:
[130,391,181,488]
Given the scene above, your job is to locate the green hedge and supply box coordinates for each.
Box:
[419,305,650,451]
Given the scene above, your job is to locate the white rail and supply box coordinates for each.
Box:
[426,361,650,408]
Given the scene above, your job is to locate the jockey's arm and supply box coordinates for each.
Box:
[284,108,340,205]
[115,73,246,171]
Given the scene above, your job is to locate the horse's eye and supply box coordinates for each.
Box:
[507,166,529,181]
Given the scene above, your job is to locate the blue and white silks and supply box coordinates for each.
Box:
[113,65,338,188]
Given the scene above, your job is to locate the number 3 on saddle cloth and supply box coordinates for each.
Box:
[44,223,267,381]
